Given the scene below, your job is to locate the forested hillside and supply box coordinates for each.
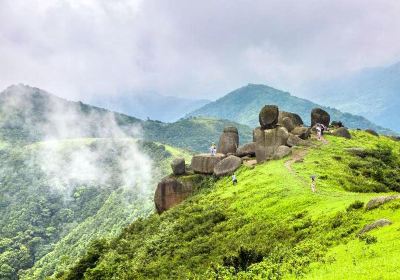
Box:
[188,84,394,135]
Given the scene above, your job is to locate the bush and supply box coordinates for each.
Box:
[359,234,377,244]
[346,200,364,212]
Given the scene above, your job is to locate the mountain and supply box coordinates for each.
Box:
[0,84,251,152]
[60,131,400,279]
[188,84,394,135]
[92,93,210,123]
[301,61,400,132]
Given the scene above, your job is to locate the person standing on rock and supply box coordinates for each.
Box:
[310,175,316,192]
[232,174,237,185]
[210,142,217,156]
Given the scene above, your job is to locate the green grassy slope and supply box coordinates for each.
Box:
[188,84,394,135]
[61,131,400,279]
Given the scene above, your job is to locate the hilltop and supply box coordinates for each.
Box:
[188,84,393,135]
[60,130,400,279]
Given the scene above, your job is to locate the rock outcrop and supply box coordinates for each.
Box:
[286,134,309,147]
[273,145,291,159]
[278,111,304,127]
[281,117,295,132]
[154,177,195,214]
[359,218,392,235]
[291,126,311,140]
[171,158,185,175]
[217,126,239,154]
[259,105,279,129]
[311,108,330,127]
[236,142,256,157]
[366,195,400,210]
[191,153,225,174]
[213,155,242,177]
[332,127,352,139]
[255,126,289,162]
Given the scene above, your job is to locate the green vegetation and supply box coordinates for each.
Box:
[60,131,400,279]
[188,83,394,135]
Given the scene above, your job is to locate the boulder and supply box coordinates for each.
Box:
[359,218,392,235]
[154,177,195,214]
[291,126,311,140]
[213,155,242,177]
[331,121,343,128]
[365,129,379,137]
[171,158,185,175]
[217,126,239,154]
[255,127,289,162]
[281,117,295,132]
[191,153,225,174]
[259,105,279,129]
[311,108,330,127]
[278,111,304,127]
[366,195,399,210]
[236,142,256,157]
[332,127,352,139]
[287,134,309,147]
[273,145,291,159]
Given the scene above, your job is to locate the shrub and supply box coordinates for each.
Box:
[346,200,364,212]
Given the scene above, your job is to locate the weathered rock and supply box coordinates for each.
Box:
[278,111,304,127]
[366,195,400,210]
[236,142,256,157]
[365,129,379,137]
[217,126,239,154]
[273,145,291,159]
[359,218,392,235]
[213,155,242,177]
[259,105,279,129]
[243,159,257,168]
[281,117,295,132]
[311,108,330,127]
[291,126,311,140]
[191,153,225,174]
[171,158,185,175]
[287,134,310,147]
[330,121,343,128]
[154,177,195,214]
[332,127,352,139]
[255,127,289,162]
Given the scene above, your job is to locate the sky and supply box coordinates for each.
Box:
[1,0,400,101]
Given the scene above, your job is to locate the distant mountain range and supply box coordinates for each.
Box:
[92,92,210,123]
[188,83,394,135]
[301,61,400,132]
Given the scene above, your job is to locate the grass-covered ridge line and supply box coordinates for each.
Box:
[60,131,400,279]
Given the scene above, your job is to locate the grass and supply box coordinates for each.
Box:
[60,131,400,279]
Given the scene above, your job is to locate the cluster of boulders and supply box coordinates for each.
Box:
[154,104,360,214]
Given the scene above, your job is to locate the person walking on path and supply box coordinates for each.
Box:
[232,174,237,185]
[310,175,316,192]
[316,124,322,141]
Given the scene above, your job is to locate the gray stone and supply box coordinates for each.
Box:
[191,153,225,174]
[281,117,295,132]
[171,158,185,175]
[213,155,242,177]
[259,105,279,129]
[278,111,304,127]
[255,126,289,163]
[332,127,352,139]
[291,126,311,140]
[359,218,392,235]
[236,142,256,157]
[366,195,400,210]
[287,134,310,147]
[273,145,291,159]
[217,126,239,154]
[311,108,330,127]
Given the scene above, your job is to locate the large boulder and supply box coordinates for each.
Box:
[259,105,279,129]
[273,145,291,159]
[217,126,239,154]
[213,155,242,177]
[255,127,289,162]
[332,127,352,139]
[291,126,311,140]
[191,153,225,174]
[359,219,392,235]
[236,142,256,157]
[287,134,310,147]
[171,158,185,175]
[281,117,295,132]
[154,177,195,214]
[311,108,330,127]
[278,111,304,127]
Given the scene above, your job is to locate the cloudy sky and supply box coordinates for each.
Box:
[1,0,400,101]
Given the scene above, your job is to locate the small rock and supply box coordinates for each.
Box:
[291,127,311,140]
[213,155,242,177]
[287,134,309,147]
[359,218,392,235]
[332,127,352,139]
[236,142,256,157]
[171,158,185,175]
[273,145,291,159]
[366,195,400,210]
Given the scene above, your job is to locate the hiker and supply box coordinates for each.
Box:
[210,143,217,156]
[320,123,327,135]
[316,124,322,141]
[310,175,316,192]
[232,174,237,185]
